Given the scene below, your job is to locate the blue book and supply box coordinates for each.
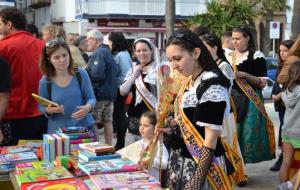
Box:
[78,151,121,162]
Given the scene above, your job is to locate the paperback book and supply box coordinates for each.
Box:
[32,93,59,107]
[78,157,140,175]
[79,151,121,162]
[21,178,88,190]
[78,142,115,154]
[15,166,74,187]
[90,171,160,189]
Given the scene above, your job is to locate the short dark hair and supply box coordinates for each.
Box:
[0,7,27,30]
[108,32,129,54]
[201,33,228,63]
[193,26,210,37]
[26,23,39,36]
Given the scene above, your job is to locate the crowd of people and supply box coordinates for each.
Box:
[1,7,300,190]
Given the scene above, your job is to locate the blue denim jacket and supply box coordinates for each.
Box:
[87,44,117,101]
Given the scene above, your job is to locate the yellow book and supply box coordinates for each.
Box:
[32,93,59,107]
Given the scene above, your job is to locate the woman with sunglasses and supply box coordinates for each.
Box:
[201,33,247,185]
[162,28,240,190]
[38,38,96,134]
[226,25,275,164]
[119,38,160,141]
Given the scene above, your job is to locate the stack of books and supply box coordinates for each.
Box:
[57,126,95,145]
[0,146,39,173]
[43,134,69,162]
[78,142,120,162]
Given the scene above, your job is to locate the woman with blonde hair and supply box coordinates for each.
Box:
[69,45,87,68]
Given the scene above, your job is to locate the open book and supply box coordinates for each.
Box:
[32,93,59,107]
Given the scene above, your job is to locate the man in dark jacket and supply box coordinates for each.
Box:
[86,29,117,145]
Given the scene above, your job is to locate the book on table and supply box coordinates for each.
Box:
[78,151,121,162]
[78,157,140,175]
[20,178,88,190]
[15,166,74,188]
[31,93,59,107]
[78,142,115,154]
[90,171,161,189]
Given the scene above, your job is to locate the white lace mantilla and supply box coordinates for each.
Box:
[181,71,230,130]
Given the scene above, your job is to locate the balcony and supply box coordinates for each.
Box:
[30,0,51,9]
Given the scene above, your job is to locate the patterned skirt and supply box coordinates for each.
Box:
[167,148,226,190]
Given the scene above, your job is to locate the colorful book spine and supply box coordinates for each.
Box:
[52,134,63,156]
[64,133,94,140]
[78,151,121,162]
[70,138,94,144]
[43,134,56,162]
[59,126,89,134]
[59,133,70,155]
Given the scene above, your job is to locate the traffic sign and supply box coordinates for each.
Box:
[270,21,280,39]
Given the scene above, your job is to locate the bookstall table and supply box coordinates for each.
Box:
[0,173,14,190]
[9,171,19,190]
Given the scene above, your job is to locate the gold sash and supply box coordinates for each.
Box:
[174,78,233,190]
[135,75,157,111]
[231,51,276,156]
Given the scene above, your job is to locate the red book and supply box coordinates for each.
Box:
[21,178,88,190]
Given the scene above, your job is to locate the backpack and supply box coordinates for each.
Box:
[46,68,83,100]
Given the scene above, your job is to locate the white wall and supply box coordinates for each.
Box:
[35,7,51,30]
[83,0,206,16]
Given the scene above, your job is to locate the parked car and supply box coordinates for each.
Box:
[265,57,278,81]
[262,77,275,99]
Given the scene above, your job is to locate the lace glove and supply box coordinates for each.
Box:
[184,146,215,190]
[120,65,142,95]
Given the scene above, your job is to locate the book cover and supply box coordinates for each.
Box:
[59,126,90,134]
[117,141,143,164]
[32,93,59,107]
[78,157,140,175]
[1,146,32,154]
[16,161,53,171]
[90,171,160,189]
[18,140,43,149]
[4,151,38,163]
[79,142,115,153]
[83,179,98,190]
[79,151,121,162]
[113,184,162,190]
[62,132,94,140]
[16,166,74,187]
[21,178,88,190]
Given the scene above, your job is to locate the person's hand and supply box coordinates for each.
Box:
[235,71,248,79]
[71,104,92,120]
[132,64,142,79]
[45,105,64,115]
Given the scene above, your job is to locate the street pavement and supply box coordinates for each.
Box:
[98,100,280,189]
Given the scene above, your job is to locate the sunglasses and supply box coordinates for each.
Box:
[45,38,66,48]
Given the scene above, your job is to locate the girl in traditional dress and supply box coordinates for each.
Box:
[201,33,247,185]
[226,25,275,164]
[120,38,159,141]
[161,28,239,190]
